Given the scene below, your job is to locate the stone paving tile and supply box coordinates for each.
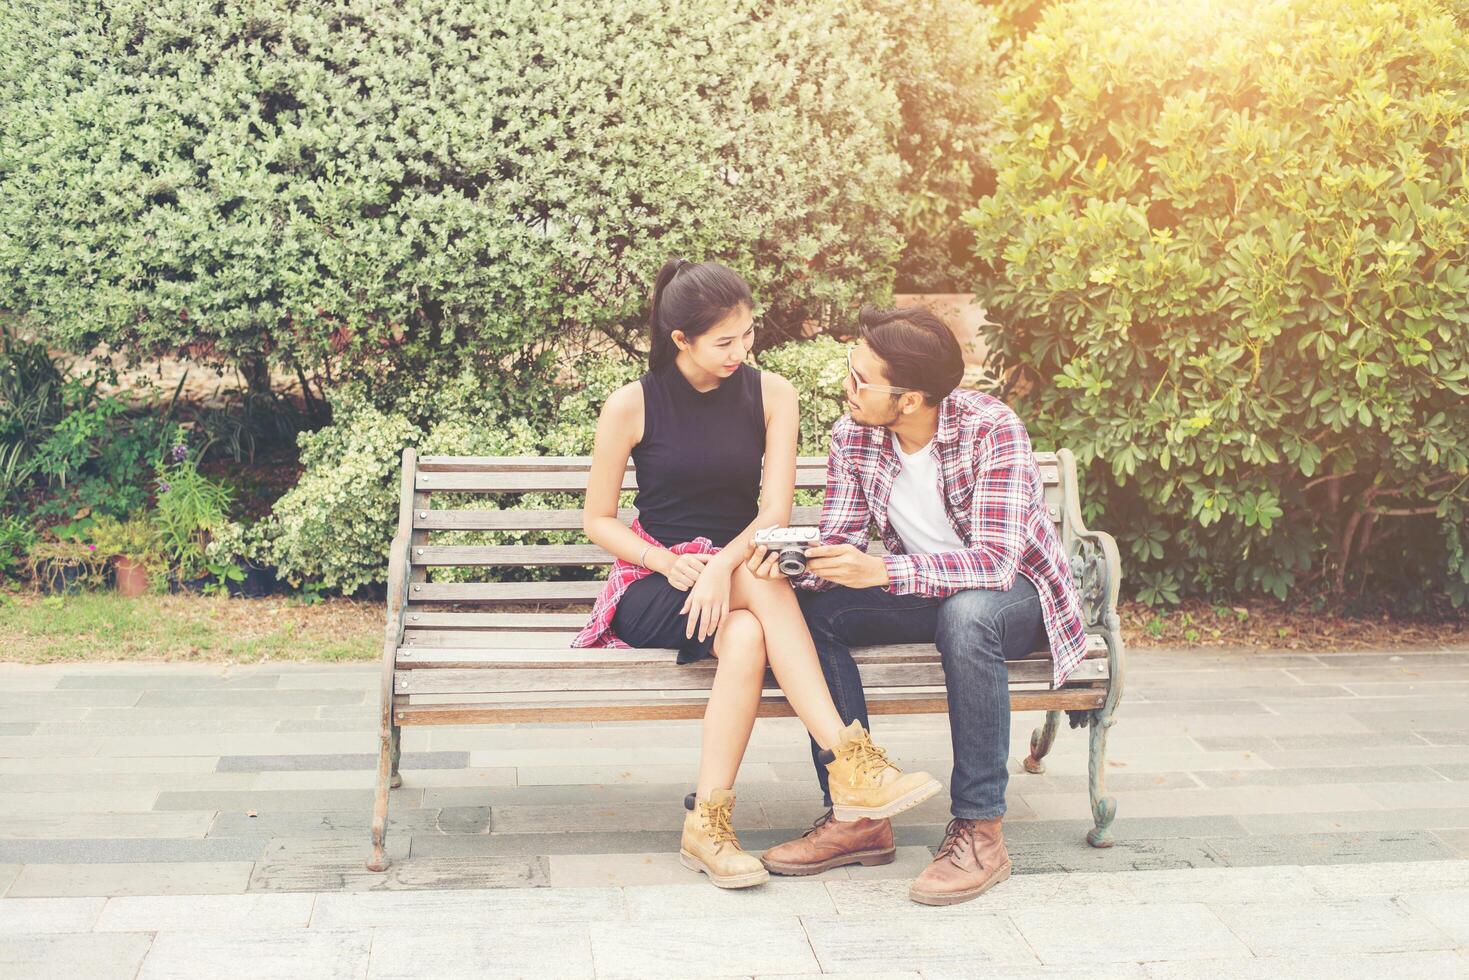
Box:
[802,912,1037,972]
[1398,888,1469,945]
[489,801,754,834]
[248,854,547,893]
[1192,764,1445,787]
[1142,951,1469,980]
[0,896,105,933]
[927,966,1146,980]
[0,689,143,707]
[1303,858,1469,895]
[1345,708,1469,731]
[0,837,266,865]
[0,932,154,980]
[1419,730,1469,745]
[1024,784,1384,822]
[623,880,836,919]
[1256,745,1469,769]
[0,790,161,813]
[514,762,780,785]
[1009,902,1251,964]
[1360,781,1469,808]
[409,829,682,859]
[1,770,258,793]
[56,674,283,689]
[366,925,594,979]
[153,788,424,812]
[591,915,820,978]
[0,735,106,757]
[135,688,366,707]
[7,861,255,897]
[95,893,316,932]
[844,845,941,882]
[1008,838,1228,875]
[0,755,220,775]
[311,886,624,928]
[260,836,412,867]
[0,811,216,840]
[36,718,288,736]
[825,872,1132,916]
[548,851,709,887]
[425,779,813,808]
[94,732,380,756]
[0,862,18,895]
[1131,684,1355,701]
[1115,864,1321,904]
[0,705,90,722]
[755,973,926,980]
[1115,701,1271,718]
[0,723,36,736]
[207,805,487,838]
[216,751,469,772]
[1205,830,1454,867]
[276,719,378,733]
[1211,896,1456,955]
[1000,816,1250,844]
[1434,763,1469,781]
[1433,829,1469,857]
[138,928,370,980]
[1268,731,1432,749]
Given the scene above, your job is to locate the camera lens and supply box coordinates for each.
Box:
[777,547,806,577]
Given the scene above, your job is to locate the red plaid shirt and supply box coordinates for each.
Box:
[571,519,718,649]
[795,390,1089,687]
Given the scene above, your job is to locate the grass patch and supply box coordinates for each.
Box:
[0,591,379,664]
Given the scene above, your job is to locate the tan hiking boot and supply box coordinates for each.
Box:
[761,809,896,876]
[679,790,769,889]
[822,721,942,821]
[909,816,1012,906]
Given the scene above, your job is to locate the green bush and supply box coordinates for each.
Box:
[0,0,924,379]
[263,339,854,591]
[968,0,1469,606]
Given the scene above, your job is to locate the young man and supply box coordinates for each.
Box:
[756,306,1088,906]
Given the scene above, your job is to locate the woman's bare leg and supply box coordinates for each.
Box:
[695,609,767,800]
[727,564,846,749]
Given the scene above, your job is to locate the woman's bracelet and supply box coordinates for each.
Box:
[637,544,654,569]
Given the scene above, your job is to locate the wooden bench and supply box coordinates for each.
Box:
[366,448,1125,871]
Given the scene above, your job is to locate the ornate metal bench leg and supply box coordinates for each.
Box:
[1086,709,1117,848]
[389,722,403,790]
[1023,710,1062,774]
[366,724,394,872]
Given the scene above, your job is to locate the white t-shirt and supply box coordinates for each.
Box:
[887,432,966,556]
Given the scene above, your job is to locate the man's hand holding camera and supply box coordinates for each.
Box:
[802,543,889,589]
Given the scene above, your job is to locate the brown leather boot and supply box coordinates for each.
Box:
[760,809,897,876]
[908,816,1012,906]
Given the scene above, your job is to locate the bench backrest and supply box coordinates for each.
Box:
[387,449,1112,623]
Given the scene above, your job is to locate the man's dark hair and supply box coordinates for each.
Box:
[857,305,965,406]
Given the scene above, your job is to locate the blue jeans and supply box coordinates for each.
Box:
[798,577,1048,820]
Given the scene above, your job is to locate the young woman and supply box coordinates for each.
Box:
[575,258,939,889]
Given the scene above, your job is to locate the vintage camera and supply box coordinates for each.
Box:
[752,526,821,577]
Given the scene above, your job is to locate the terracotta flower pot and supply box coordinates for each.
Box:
[115,557,151,597]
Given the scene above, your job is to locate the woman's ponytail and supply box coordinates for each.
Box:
[646,258,753,372]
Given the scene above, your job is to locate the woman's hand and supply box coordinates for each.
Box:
[744,543,784,580]
[680,562,731,643]
[651,550,709,592]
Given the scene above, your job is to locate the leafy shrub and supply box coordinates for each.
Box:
[968,0,1469,606]
[265,338,859,591]
[0,0,921,379]
[154,446,234,580]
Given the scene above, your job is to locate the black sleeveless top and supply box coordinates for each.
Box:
[632,361,764,548]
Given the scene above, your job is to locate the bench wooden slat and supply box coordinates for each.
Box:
[393,643,1059,667]
[417,468,830,492]
[393,657,1105,695]
[412,506,824,532]
[408,541,891,568]
[415,453,1061,475]
[390,686,1105,725]
[406,581,604,603]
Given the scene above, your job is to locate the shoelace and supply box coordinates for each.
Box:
[802,810,835,839]
[845,731,895,782]
[935,818,977,865]
[701,802,739,848]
